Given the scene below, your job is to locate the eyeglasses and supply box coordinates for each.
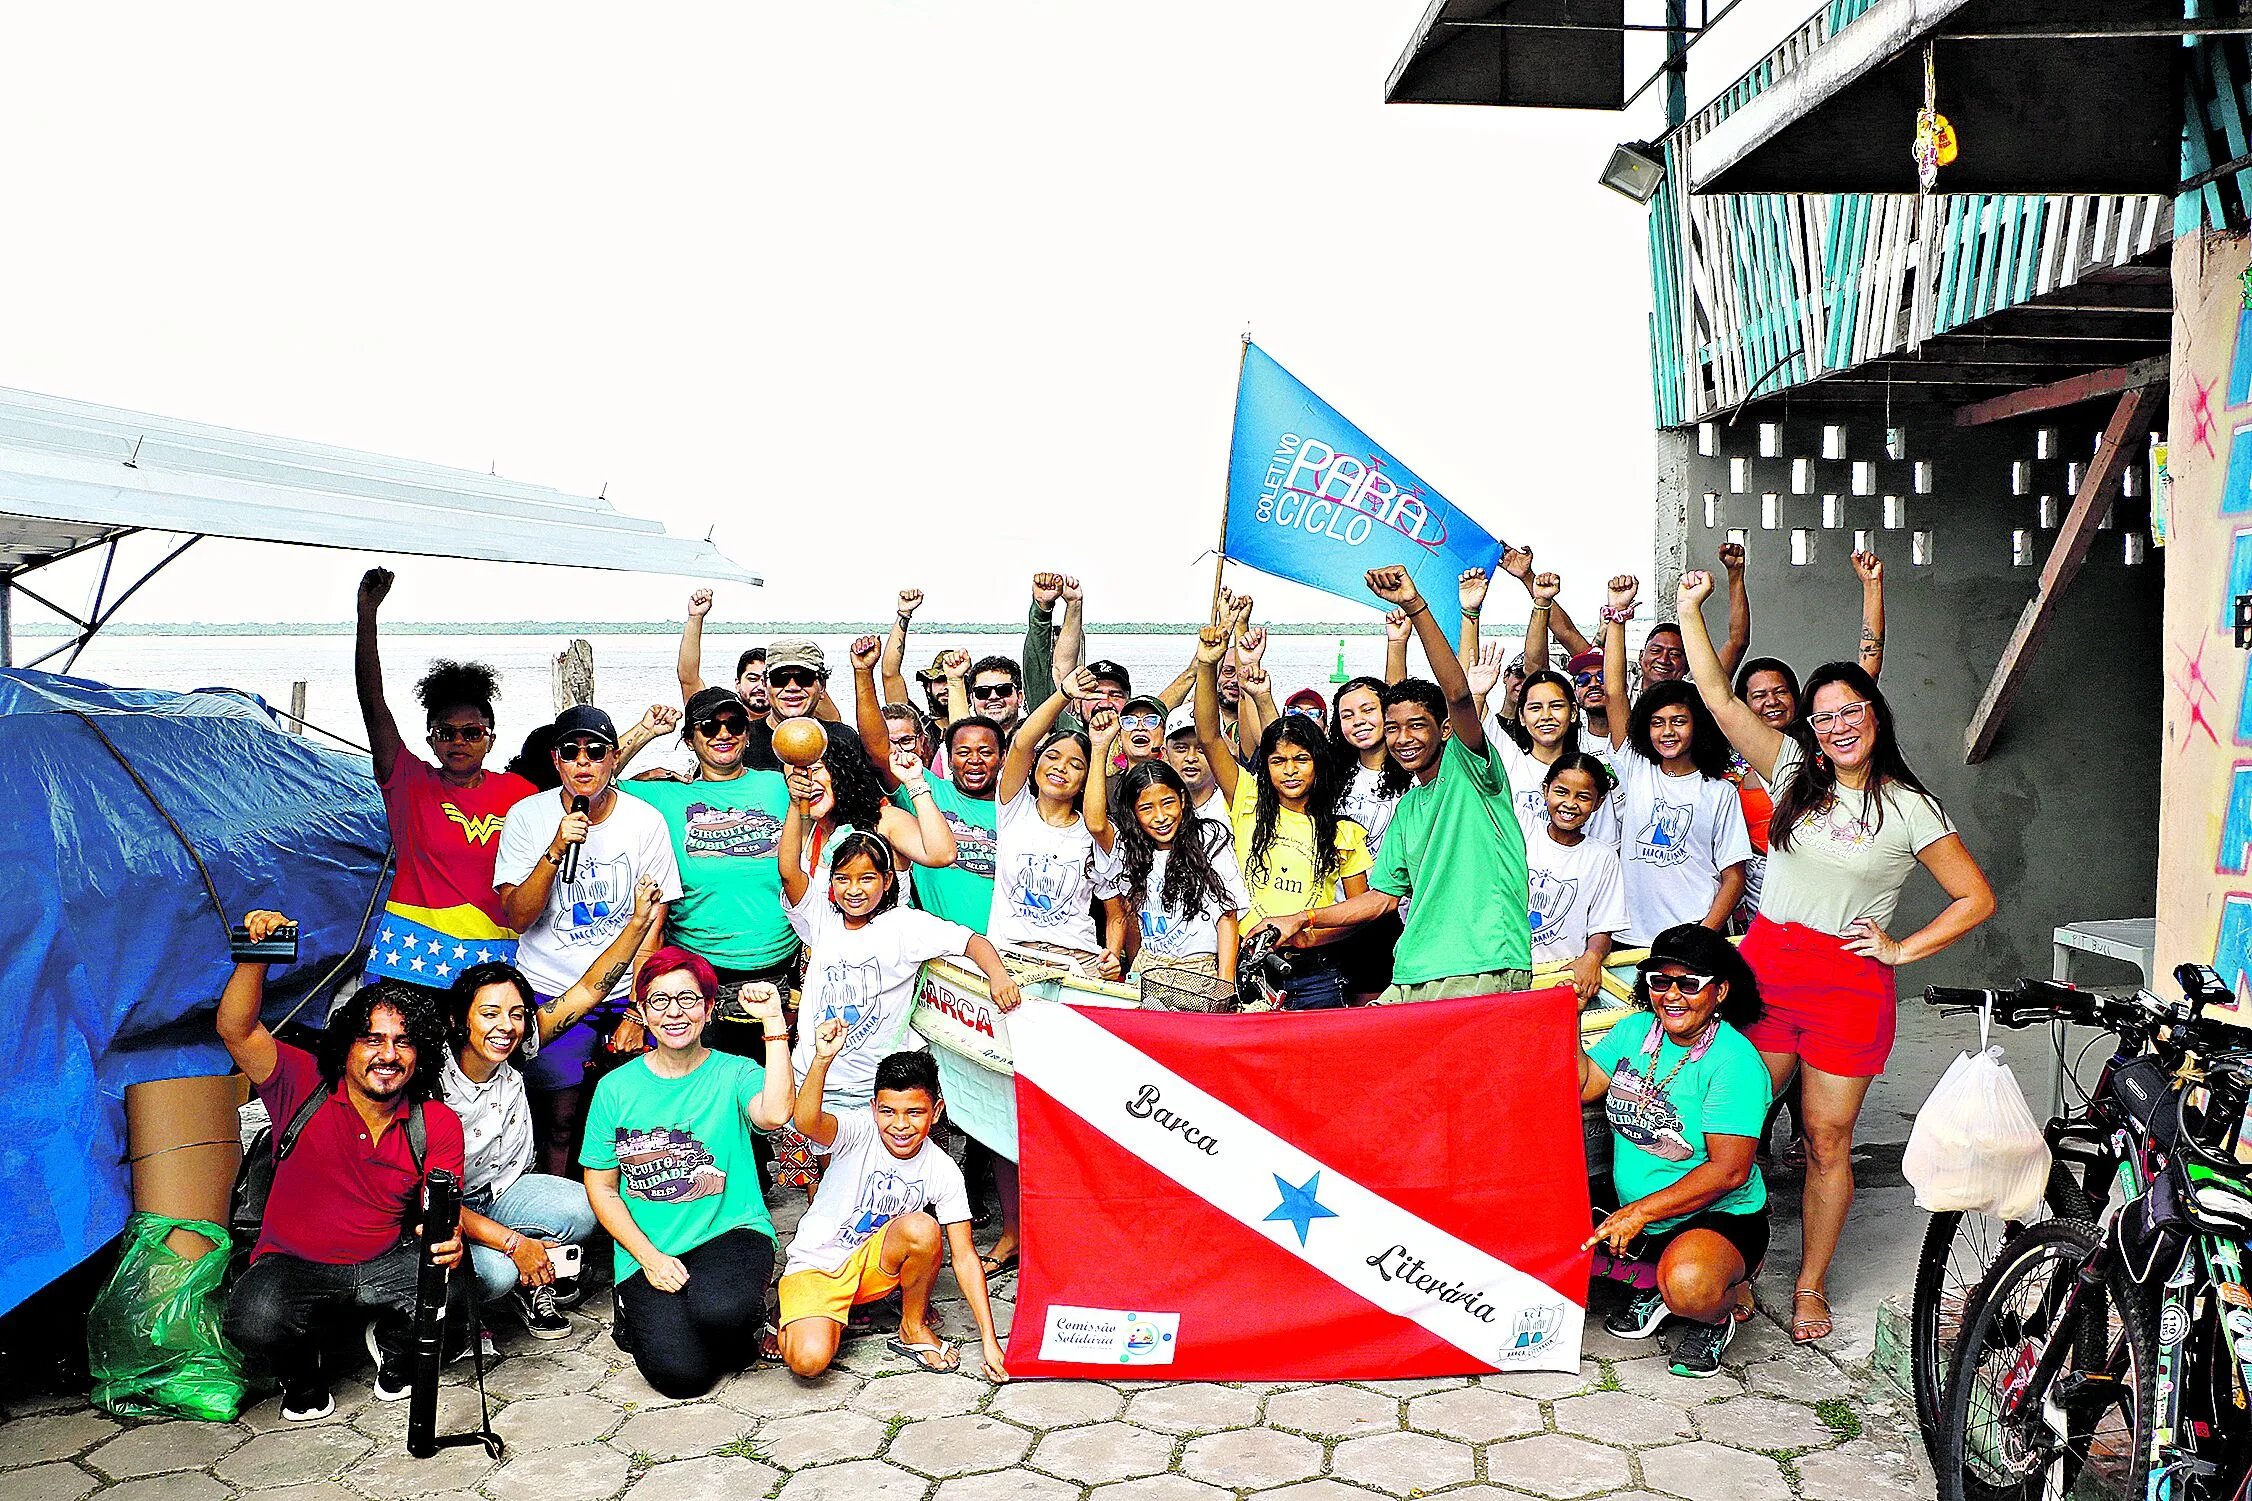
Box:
[1642,970,1715,995]
[1121,713,1162,730]
[638,990,708,1017]
[970,682,1018,701]
[1806,700,1872,734]
[556,738,613,762]
[889,734,922,750]
[768,668,820,689]
[430,724,491,745]
[694,714,749,738]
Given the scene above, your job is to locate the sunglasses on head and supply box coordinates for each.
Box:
[1641,970,1715,996]
[695,714,749,738]
[556,738,613,762]
[430,724,491,745]
[768,668,820,688]
[970,682,1017,700]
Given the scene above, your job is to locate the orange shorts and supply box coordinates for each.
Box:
[777,1235,900,1328]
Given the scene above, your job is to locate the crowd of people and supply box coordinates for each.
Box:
[214,544,1994,1412]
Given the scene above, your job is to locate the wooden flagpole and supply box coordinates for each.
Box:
[1212,332,1252,625]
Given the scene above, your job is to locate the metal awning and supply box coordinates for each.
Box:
[0,384,758,669]
[1689,0,2184,196]
[1386,0,1629,110]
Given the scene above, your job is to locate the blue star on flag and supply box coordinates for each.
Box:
[1264,1171,1337,1246]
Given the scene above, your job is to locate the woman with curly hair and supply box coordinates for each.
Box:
[1598,576,1753,947]
[1104,759,1250,983]
[783,721,960,901]
[1192,627,1368,1009]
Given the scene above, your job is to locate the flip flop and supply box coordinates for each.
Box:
[1791,1288,1832,1344]
[978,1250,1019,1280]
[886,1335,960,1372]
[1732,1286,1757,1325]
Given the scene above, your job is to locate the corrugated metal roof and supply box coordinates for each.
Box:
[0,385,759,583]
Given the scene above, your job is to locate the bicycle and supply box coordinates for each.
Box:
[1936,970,2252,1501]
[1910,976,2190,1463]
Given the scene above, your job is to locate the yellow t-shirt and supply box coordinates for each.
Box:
[1228,776,1372,925]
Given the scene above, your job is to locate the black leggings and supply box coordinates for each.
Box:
[616,1228,775,1398]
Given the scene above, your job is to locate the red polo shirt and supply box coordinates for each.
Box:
[251,1044,466,1265]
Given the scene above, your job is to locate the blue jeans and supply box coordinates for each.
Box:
[1282,964,1350,1011]
[468,1172,598,1302]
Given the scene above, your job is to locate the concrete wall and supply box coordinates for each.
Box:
[1679,406,2164,988]
[2158,231,2252,996]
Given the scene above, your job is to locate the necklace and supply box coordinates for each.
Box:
[1640,1018,1718,1099]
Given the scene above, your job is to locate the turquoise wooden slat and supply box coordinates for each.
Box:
[1988,196,2021,320]
[2204,39,2252,213]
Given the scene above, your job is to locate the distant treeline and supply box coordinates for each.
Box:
[15,619,1526,639]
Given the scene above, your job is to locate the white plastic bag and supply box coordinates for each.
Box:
[1903,1039,2051,1220]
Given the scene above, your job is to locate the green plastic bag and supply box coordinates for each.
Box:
[87,1213,250,1422]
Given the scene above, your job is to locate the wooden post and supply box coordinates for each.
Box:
[1212,335,1252,624]
[1963,385,2155,762]
[552,639,595,714]
[287,680,307,735]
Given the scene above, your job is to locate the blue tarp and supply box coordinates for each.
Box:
[0,668,386,1315]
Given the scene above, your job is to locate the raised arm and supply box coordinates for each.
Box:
[1854,551,1886,680]
[998,682,1076,804]
[1504,545,1590,656]
[1456,568,1489,671]
[1382,610,1411,685]
[1599,575,1635,752]
[1525,571,1561,674]
[848,635,899,792]
[1675,571,1785,781]
[880,747,958,867]
[215,909,289,1085]
[1055,575,1087,684]
[1466,642,1506,714]
[1191,627,1242,803]
[541,877,664,1041]
[354,569,407,785]
[675,588,713,703]
[882,590,921,707]
[938,649,972,726]
[1716,542,1751,677]
[737,984,798,1131]
[1084,706,1120,854]
[1235,625,1279,729]
[778,769,819,908]
[1022,574,1064,707]
[793,1019,847,1146]
[615,703,680,773]
[1367,566,1484,753]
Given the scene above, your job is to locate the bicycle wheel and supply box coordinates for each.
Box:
[1938,1218,2152,1501]
[1912,1160,2094,1460]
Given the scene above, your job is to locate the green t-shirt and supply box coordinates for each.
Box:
[1587,1014,1769,1231]
[1370,734,1532,984]
[622,773,797,970]
[894,777,998,934]
[580,1050,778,1280]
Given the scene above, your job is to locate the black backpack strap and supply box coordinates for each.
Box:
[406,1100,428,1175]
[273,1089,327,1162]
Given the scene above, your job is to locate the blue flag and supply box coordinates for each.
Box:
[1224,343,1505,624]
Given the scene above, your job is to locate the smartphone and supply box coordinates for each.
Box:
[230,921,299,964]
[546,1243,582,1278]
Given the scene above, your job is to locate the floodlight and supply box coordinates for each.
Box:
[1599,141,1667,203]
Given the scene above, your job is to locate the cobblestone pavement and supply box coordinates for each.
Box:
[0,1237,1936,1501]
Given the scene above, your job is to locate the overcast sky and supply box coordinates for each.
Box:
[1,1,1803,628]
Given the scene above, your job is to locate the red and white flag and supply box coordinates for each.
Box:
[1003,987,1592,1380]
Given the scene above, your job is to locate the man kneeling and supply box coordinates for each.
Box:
[778,1028,1007,1381]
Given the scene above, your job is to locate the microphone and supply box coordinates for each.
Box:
[559,795,589,884]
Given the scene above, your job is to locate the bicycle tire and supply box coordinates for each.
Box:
[1912,1159,2094,1462]
[1937,1218,2153,1501]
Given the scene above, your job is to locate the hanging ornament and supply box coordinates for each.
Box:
[1912,45,1956,190]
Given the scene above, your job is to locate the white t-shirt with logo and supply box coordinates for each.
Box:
[787,890,972,1109]
[1498,738,1621,850]
[493,789,683,997]
[1103,821,1252,964]
[988,786,1118,952]
[1525,829,1631,966]
[1757,739,1956,936]
[784,1110,973,1277]
[1610,751,1754,946]
[1339,761,1400,854]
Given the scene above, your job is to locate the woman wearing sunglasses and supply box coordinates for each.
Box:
[353,567,537,986]
[1674,570,1993,1346]
[580,948,796,1398]
[1581,924,1770,1379]
[495,704,685,1176]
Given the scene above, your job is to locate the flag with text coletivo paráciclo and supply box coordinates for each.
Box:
[1225,343,1505,624]
[1003,988,1591,1379]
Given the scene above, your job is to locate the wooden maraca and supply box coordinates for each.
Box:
[771,716,829,767]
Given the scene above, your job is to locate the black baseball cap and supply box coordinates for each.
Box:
[552,705,618,746]
[1085,660,1132,693]
[685,687,748,725]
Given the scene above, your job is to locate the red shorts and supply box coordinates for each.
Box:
[1738,916,1897,1078]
